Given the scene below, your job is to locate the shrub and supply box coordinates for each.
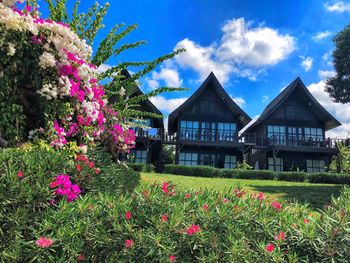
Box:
[236,170,275,180]
[218,169,240,178]
[308,172,350,185]
[127,163,155,173]
[164,165,220,177]
[7,183,349,262]
[276,171,308,182]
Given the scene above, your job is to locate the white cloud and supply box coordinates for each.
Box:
[174,18,295,84]
[146,78,159,89]
[230,96,246,107]
[149,96,187,113]
[146,63,183,90]
[97,63,112,74]
[308,80,350,138]
[318,69,336,79]
[262,95,269,102]
[312,31,332,41]
[300,56,313,71]
[324,1,350,12]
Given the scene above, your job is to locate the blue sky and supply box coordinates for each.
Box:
[37,0,350,137]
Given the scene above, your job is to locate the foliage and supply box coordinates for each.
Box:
[236,160,253,170]
[330,142,350,173]
[325,24,350,103]
[3,177,350,262]
[163,164,350,184]
[127,162,155,173]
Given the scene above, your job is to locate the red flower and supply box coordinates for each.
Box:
[187,224,201,236]
[303,218,309,224]
[125,239,133,248]
[169,255,176,262]
[76,164,82,172]
[233,205,239,210]
[94,168,100,174]
[233,188,246,198]
[223,198,229,203]
[271,201,282,211]
[125,211,132,220]
[89,162,95,168]
[265,243,275,253]
[275,231,286,241]
[161,214,168,222]
[142,190,149,198]
[77,254,85,261]
[17,171,24,178]
[202,204,209,212]
[162,182,169,194]
[184,193,191,199]
[35,237,54,248]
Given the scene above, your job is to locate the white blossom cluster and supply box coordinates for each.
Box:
[38,51,56,69]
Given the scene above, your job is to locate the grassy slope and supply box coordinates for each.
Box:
[141,172,342,211]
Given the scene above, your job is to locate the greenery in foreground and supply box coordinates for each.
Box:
[141,173,342,211]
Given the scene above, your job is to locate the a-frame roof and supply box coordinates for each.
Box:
[245,77,341,132]
[168,72,252,132]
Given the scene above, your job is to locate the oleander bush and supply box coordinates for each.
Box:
[2,176,350,262]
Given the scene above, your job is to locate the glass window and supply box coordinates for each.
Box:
[180,121,199,140]
[201,122,216,141]
[304,127,324,143]
[224,155,237,169]
[179,152,198,166]
[268,157,283,172]
[218,123,237,141]
[306,160,326,173]
[128,150,147,164]
[267,125,286,145]
[199,153,215,166]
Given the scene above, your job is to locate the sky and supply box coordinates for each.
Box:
[38,0,350,137]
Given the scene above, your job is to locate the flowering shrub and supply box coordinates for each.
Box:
[50,174,81,202]
[0,1,135,153]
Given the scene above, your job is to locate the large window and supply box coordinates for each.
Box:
[201,122,216,141]
[304,128,324,141]
[287,127,303,146]
[218,123,237,141]
[179,152,198,166]
[268,157,283,172]
[267,126,286,145]
[224,155,237,169]
[180,121,199,140]
[199,153,215,166]
[306,160,326,173]
[129,150,147,164]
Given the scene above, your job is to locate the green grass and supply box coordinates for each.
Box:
[141,172,343,212]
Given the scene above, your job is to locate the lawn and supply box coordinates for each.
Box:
[141,172,343,211]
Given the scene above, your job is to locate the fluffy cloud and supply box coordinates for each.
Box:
[97,63,112,74]
[312,31,332,41]
[262,95,269,103]
[145,63,183,90]
[324,1,350,12]
[318,69,336,79]
[230,96,246,108]
[300,56,313,71]
[308,80,350,138]
[174,18,295,84]
[149,96,187,113]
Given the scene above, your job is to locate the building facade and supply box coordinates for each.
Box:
[245,77,342,172]
[168,72,254,168]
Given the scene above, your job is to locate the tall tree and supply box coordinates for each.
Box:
[326,24,350,103]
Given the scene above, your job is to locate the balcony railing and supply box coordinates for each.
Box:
[256,135,350,148]
[178,130,256,144]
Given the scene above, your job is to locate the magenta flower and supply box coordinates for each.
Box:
[125,211,132,220]
[169,255,176,262]
[265,243,275,253]
[125,239,133,248]
[17,171,24,178]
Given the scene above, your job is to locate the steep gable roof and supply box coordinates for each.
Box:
[168,72,251,132]
[245,77,341,132]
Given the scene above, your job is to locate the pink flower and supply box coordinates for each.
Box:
[275,231,286,241]
[257,192,265,200]
[161,214,168,222]
[35,237,53,248]
[223,198,229,203]
[184,193,191,199]
[25,5,31,12]
[17,171,24,178]
[187,224,201,236]
[162,182,169,194]
[126,211,132,220]
[169,255,176,262]
[76,164,82,172]
[125,239,133,248]
[202,204,209,212]
[265,243,275,253]
[77,254,85,261]
[303,218,309,224]
[271,201,282,211]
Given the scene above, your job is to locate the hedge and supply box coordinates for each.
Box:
[127,163,154,173]
[163,164,350,185]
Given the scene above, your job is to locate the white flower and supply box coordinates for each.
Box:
[7,43,15,56]
[38,51,56,69]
